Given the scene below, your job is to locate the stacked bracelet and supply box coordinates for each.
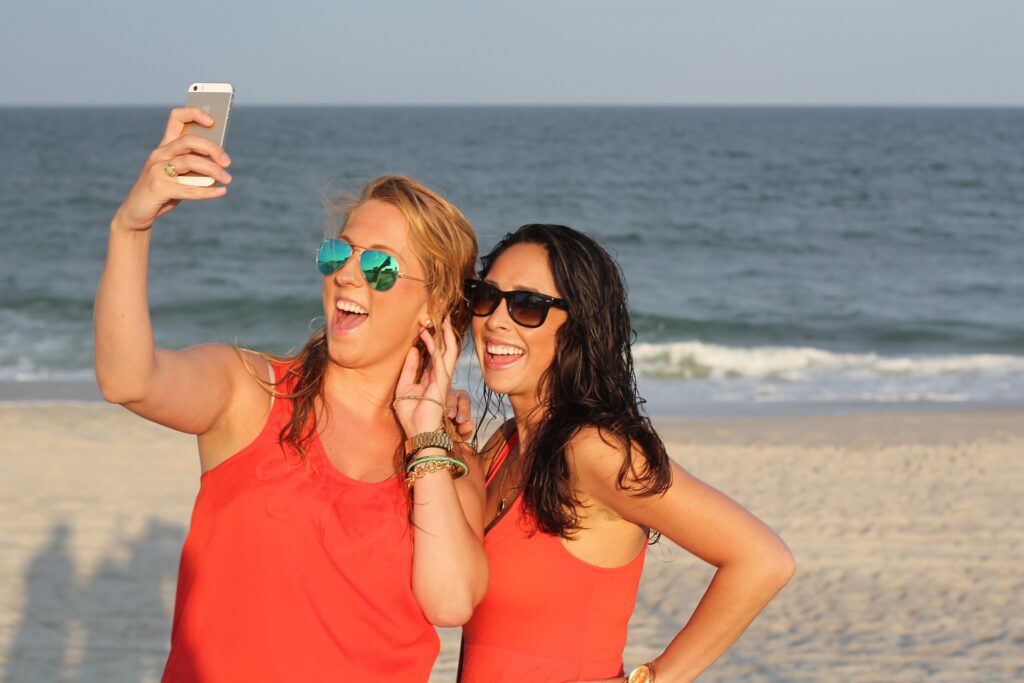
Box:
[404,456,468,487]
[406,455,468,476]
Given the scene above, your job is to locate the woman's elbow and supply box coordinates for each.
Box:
[424,602,475,628]
[762,542,796,591]
[418,590,478,627]
[96,376,139,405]
[416,579,486,627]
[94,366,148,405]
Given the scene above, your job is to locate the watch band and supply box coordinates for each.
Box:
[403,426,454,458]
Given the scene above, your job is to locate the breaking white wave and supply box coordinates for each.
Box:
[632,341,1024,406]
[633,341,1024,380]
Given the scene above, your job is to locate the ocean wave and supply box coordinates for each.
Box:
[632,340,1024,381]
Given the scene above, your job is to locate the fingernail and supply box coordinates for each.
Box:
[222,154,231,165]
[457,413,465,421]
[447,409,456,417]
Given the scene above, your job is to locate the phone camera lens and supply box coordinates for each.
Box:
[193,85,198,91]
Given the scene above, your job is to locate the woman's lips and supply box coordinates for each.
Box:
[483,344,524,370]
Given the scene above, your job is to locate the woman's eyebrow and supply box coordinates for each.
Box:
[340,236,401,254]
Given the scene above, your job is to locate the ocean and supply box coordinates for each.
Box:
[2,106,1022,413]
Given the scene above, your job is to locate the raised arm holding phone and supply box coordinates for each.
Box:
[94,93,486,682]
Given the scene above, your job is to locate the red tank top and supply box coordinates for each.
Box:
[460,432,646,682]
[161,363,438,682]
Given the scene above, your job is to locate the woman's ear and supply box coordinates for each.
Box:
[417,298,437,334]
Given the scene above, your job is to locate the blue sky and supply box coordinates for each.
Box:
[2,0,1022,105]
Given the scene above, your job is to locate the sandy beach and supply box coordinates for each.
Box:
[1,403,1021,682]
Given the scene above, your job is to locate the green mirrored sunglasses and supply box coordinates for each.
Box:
[315,239,426,292]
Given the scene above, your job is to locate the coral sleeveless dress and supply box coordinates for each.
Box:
[460,432,646,682]
[161,363,438,683]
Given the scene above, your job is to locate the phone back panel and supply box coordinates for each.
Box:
[183,90,234,147]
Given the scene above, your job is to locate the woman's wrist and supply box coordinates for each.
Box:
[624,660,657,683]
[110,211,154,237]
[406,419,444,436]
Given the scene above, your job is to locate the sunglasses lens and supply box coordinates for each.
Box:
[360,249,400,291]
[316,239,352,275]
[509,293,548,327]
[469,282,502,316]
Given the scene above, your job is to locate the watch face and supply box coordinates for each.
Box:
[627,665,652,683]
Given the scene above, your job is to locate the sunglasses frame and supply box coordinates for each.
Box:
[316,238,426,292]
[464,279,568,328]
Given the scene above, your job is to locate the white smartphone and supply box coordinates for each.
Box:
[179,82,235,187]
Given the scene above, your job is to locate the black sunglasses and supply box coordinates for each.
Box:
[464,279,568,328]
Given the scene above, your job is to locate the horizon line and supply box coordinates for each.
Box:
[3,101,1024,109]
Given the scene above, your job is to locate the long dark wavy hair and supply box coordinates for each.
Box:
[477,224,672,538]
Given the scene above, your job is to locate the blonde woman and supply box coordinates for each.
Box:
[94,108,486,682]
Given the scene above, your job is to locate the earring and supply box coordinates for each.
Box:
[423,319,434,328]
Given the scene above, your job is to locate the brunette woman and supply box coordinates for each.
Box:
[94,108,486,682]
[459,224,795,683]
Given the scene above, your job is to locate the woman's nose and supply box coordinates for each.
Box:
[334,254,363,287]
[484,298,513,330]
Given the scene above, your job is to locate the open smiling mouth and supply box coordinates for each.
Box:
[485,343,525,368]
[334,299,368,333]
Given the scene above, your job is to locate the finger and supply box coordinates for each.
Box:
[162,154,232,185]
[445,389,459,419]
[397,345,420,392]
[420,326,439,359]
[160,107,215,146]
[456,417,475,440]
[455,389,471,423]
[420,328,448,387]
[163,183,228,202]
[441,317,459,375]
[158,134,231,167]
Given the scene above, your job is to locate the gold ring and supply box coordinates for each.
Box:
[163,162,178,178]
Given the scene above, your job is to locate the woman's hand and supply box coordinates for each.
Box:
[446,388,475,441]
[113,107,232,233]
[394,317,459,436]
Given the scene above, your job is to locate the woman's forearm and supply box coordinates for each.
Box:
[410,460,488,627]
[94,218,159,403]
[650,551,796,682]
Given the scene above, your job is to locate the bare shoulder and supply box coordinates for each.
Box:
[567,425,674,505]
[192,345,276,429]
[566,425,634,483]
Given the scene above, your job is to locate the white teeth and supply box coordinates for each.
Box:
[487,344,524,356]
[335,300,368,315]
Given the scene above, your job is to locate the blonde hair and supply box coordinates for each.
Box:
[330,175,478,355]
[258,176,478,463]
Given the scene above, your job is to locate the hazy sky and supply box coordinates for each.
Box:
[3,0,1022,106]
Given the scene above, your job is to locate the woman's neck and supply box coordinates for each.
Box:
[508,392,546,452]
[322,359,400,423]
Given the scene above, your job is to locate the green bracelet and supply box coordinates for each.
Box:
[405,455,469,478]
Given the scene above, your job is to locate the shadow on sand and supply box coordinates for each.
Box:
[5,518,187,683]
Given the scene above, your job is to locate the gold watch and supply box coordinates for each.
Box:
[404,426,454,458]
[626,662,655,683]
